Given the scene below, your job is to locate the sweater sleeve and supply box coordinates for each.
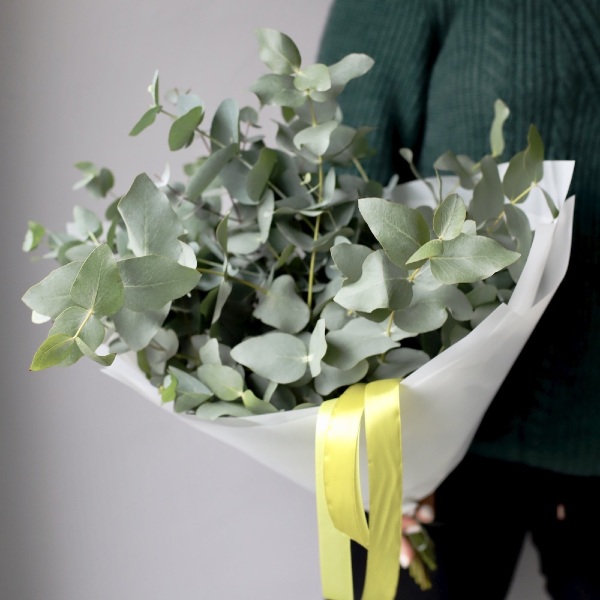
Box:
[317,0,438,184]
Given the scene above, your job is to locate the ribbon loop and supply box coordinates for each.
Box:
[316,379,403,600]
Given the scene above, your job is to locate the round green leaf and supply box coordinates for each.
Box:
[118,255,200,312]
[30,334,82,371]
[231,332,308,384]
[50,306,105,350]
[324,318,399,370]
[169,106,204,151]
[359,198,430,268]
[430,234,520,284]
[253,275,310,334]
[70,243,124,316]
[334,250,411,313]
[433,193,466,240]
[197,364,244,401]
[22,261,82,318]
[255,28,301,75]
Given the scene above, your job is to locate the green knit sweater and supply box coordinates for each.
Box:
[318,0,600,476]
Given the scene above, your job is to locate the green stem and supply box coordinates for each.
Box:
[307,155,325,308]
[352,158,369,183]
[386,311,395,337]
[74,309,93,338]
[159,107,286,198]
[196,267,268,294]
[487,182,536,233]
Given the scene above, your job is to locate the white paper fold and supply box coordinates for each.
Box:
[102,161,575,513]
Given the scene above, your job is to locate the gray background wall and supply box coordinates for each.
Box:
[0,1,547,598]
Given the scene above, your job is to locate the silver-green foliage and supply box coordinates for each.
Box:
[23,29,552,418]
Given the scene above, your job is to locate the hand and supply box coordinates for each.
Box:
[400,494,437,590]
[400,493,435,567]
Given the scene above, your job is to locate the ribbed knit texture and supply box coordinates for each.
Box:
[318,0,600,476]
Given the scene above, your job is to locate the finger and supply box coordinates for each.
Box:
[400,535,415,569]
[415,494,435,524]
[401,514,420,530]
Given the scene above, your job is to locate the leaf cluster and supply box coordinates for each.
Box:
[23,29,556,419]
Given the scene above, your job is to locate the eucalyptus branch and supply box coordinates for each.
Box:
[487,182,537,233]
[307,155,325,308]
[74,309,93,338]
[196,267,268,294]
[352,158,369,183]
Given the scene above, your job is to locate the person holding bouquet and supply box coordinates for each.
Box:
[318,0,600,598]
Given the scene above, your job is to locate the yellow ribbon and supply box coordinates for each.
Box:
[315,380,403,600]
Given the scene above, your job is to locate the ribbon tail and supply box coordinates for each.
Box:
[316,399,354,600]
[362,380,403,600]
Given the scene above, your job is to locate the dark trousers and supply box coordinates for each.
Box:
[351,455,600,599]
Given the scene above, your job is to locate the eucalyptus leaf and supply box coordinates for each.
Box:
[433,194,466,240]
[504,204,533,282]
[70,243,124,316]
[118,173,184,259]
[323,318,399,370]
[169,366,212,412]
[22,261,82,318]
[371,348,430,380]
[195,401,253,420]
[330,243,372,283]
[470,156,506,225]
[197,364,244,401]
[294,63,331,92]
[30,334,82,371]
[405,239,443,268]
[73,205,102,239]
[314,359,369,396]
[293,121,337,156]
[433,151,476,190]
[430,235,520,284]
[228,231,262,254]
[112,303,170,351]
[327,53,375,97]
[246,148,277,201]
[308,318,327,377]
[129,105,161,137]
[394,284,473,334]
[144,328,178,375]
[467,284,499,308]
[334,250,411,313]
[503,126,544,203]
[241,389,278,414]
[186,143,238,202]
[256,28,301,75]
[250,73,306,108]
[212,279,232,324]
[50,306,105,350]
[219,158,255,205]
[211,98,239,151]
[75,338,116,367]
[149,70,160,106]
[257,190,274,242]
[231,332,308,384]
[22,221,45,252]
[176,92,203,115]
[490,99,510,157]
[253,275,310,334]
[359,197,430,267]
[199,337,222,366]
[169,106,204,151]
[118,255,200,311]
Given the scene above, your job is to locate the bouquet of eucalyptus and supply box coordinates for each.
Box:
[22,28,575,599]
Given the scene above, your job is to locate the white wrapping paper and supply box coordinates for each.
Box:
[103,161,575,513]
